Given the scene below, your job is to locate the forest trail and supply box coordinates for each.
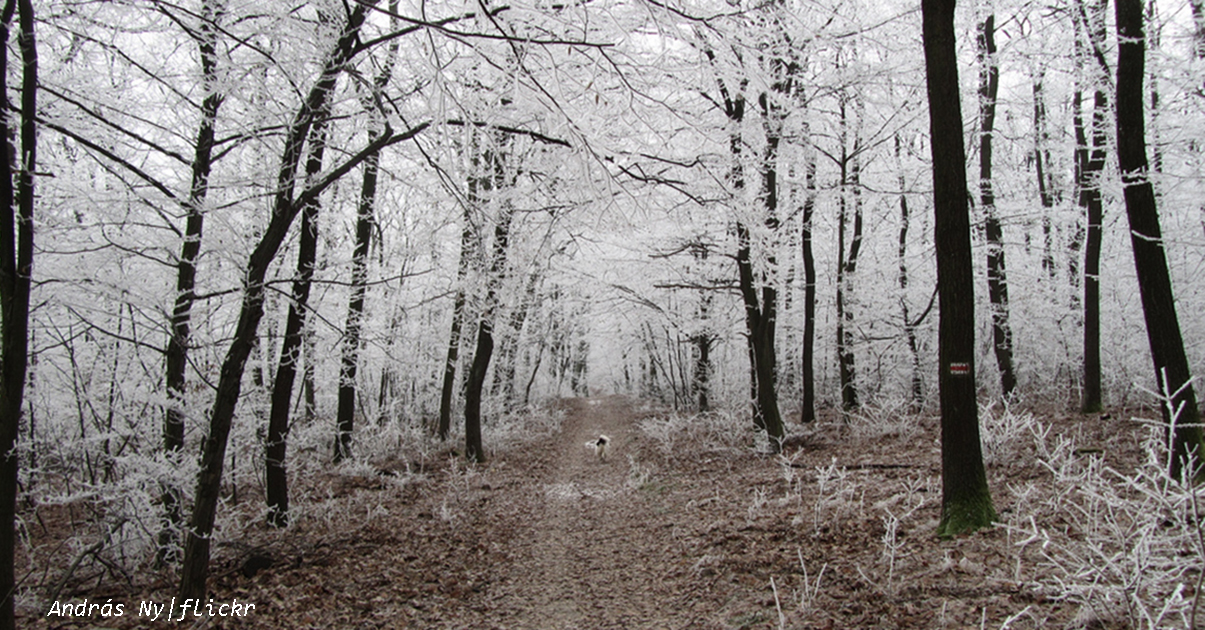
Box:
[486,395,687,629]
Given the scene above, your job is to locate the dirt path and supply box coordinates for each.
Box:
[486,396,688,629]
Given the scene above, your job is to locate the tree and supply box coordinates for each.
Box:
[265,100,329,526]
[833,87,864,412]
[1075,0,1110,413]
[798,145,818,423]
[1114,0,1205,479]
[178,0,430,598]
[977,14,1017,399]
[0,2,34,626]
[922,0,997,537]
[159,0,224,565]
[463,133,515,463]
[335,3,400,462]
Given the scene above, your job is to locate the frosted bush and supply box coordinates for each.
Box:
[1009,416,1204,629]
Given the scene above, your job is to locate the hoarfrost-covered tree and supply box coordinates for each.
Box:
[922,0,996,537]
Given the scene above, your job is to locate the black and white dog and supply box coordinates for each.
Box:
[586,435,610,461]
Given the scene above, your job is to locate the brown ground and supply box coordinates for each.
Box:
[26,395,1156,629]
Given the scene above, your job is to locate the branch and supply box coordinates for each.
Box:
[288,121,431,213]
[444,119,571,147]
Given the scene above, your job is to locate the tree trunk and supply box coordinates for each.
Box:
[464,140,513,463]
[922,0,997,537]
[265,109,328,527]
[437,200,476,440]
[835,96,862,412]
[1032,73,1057,279]
[0,3,35,626]
[335,14,398,460]
[978,15,1017,399]
[895,134,923,408]
[1115,0,1205,479]
[800,148,817,423]
[691,243,712,412]
[159,0,222,564]
[179,2,385,600]
[1077,0,1109,414]
[334,130,378,462]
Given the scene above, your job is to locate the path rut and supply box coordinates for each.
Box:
[486,396,691,629]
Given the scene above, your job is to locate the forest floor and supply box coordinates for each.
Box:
[26,395,1170,629]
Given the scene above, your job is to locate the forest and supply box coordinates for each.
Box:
[5,0,1205,627]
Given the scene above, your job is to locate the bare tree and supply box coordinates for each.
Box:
[178,0,426,599]
[1114,0,1205,479]
[265,103,329,525]
[977,14,1017,399]
[159,0,224,565]
[922,0,996,537]
[0,1,34,626]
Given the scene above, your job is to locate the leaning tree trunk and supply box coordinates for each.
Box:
[437,195,476,440]
[0,3,35,627]
[265,110,328,527]
[977,15,1017,399]
[923,0,997,537]
[1115,0,1205,479]
[159,0,222,564]
[178,2,391,599]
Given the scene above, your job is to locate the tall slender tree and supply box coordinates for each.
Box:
[798,144,818,423]
[1114,0,1205,479]
[335,2,400,462]
[463,135,514,463]
[159,0,224,564]
[1075,0,1110,413]
[265,106,329,526]
[977,14,1017,398]
[922,0,997,537]
[0,1,35,626]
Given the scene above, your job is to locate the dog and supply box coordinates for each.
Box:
[586,435,610,461]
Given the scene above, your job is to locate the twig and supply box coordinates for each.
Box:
[46,518,127,604]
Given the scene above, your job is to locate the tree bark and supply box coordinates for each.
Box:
[978,15,1017,399]
[159,0,223,564]
[0,2,34,626]
[333,127,378,462]
[265,109,328,527]
[922,0,997,537]
[835,95,863,412]
[1115,0,1205,479]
